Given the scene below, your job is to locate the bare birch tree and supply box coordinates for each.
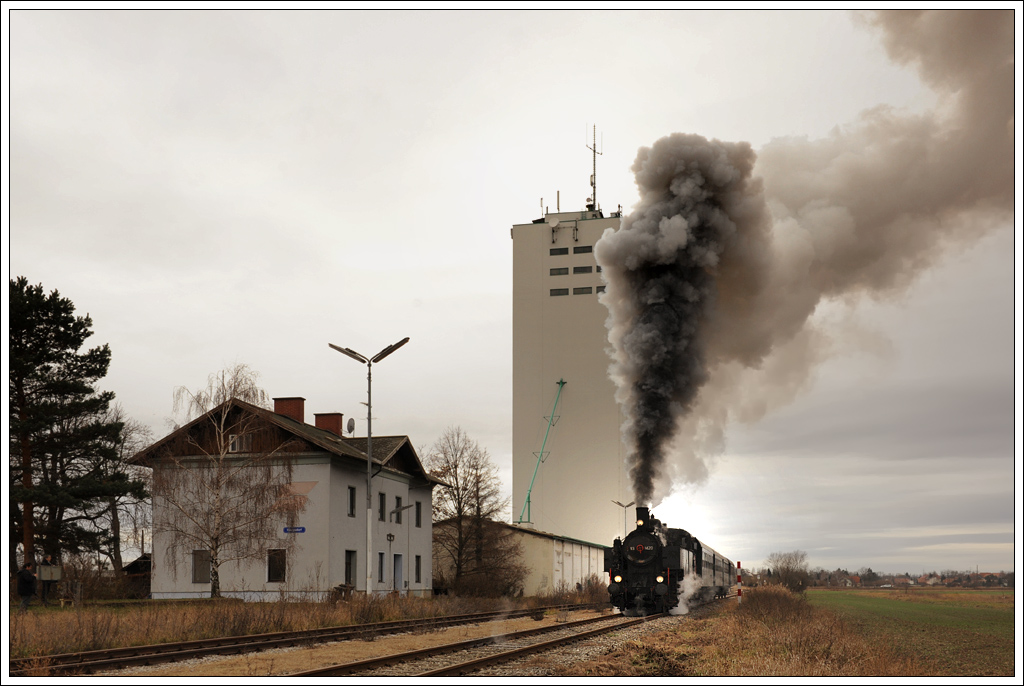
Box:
[152,364,304,597]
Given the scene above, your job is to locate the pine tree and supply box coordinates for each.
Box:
[9,277,147,568]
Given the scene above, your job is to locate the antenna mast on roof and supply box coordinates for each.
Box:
[586,124,602,212]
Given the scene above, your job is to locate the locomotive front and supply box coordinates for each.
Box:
[606,507,675,615]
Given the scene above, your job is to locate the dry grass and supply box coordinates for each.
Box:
[9,583,608,661]
[9,595,473,659]
[559,586,923,676]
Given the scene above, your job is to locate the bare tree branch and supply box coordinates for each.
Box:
[426,426,526,597]
[153,365,303,597]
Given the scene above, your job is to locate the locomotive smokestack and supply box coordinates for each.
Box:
[635,506,650,527]
[596,10,1012,506]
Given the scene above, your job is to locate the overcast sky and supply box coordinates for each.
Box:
[6,8,1020,576]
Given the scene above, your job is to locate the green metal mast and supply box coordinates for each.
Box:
[517,379,566,525]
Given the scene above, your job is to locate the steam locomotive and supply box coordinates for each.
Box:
[605,506,733,615]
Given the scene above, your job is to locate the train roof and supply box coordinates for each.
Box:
[666,527,732,565]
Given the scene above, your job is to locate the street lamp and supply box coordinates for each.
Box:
[611,499,635,540]
[330,337,409,595]
[390,503,415,523]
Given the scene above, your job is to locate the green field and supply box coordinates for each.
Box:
[806,588,1015,676]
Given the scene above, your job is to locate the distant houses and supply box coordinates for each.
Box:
[745,567,1012,589]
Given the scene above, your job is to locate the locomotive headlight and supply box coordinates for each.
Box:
[613,575,623,583]
[656,575,665,583]
[636,519,644,527]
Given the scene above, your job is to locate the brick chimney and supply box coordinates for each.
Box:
[315,412,345,437]
[273,397,305,424]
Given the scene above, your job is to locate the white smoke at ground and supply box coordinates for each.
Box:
[596,10,1014,505]
[669,572,705,616]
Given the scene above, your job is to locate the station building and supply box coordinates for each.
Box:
[135,397,442,600]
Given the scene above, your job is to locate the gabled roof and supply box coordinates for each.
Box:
[339,436,437,481]
[132,397,446,487]
[340,436,407,463]
[123,553,152,575]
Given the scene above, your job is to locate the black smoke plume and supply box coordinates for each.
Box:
[595,136,770,505]
[596,10,1014,506]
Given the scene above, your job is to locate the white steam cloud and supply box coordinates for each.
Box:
[669,573,706,616]
[596,10,1014,505]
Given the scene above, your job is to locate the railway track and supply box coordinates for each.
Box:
[9,603,600,677]
[288,612,665,677]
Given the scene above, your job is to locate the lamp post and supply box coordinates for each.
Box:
[611,499,635,540]
[330,337,409,595]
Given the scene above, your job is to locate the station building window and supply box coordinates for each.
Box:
[192,550,211,583]
[345,550,357,585]
[268,549,286,583]
[228,434,252,453]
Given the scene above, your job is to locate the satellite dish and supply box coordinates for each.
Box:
[346,418,355,435]
[548,219,560,229]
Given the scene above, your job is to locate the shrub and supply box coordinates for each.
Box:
[737,584,812,624]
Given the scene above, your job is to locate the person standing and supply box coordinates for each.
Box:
[17,562,36,614]
[39,554,56,606]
